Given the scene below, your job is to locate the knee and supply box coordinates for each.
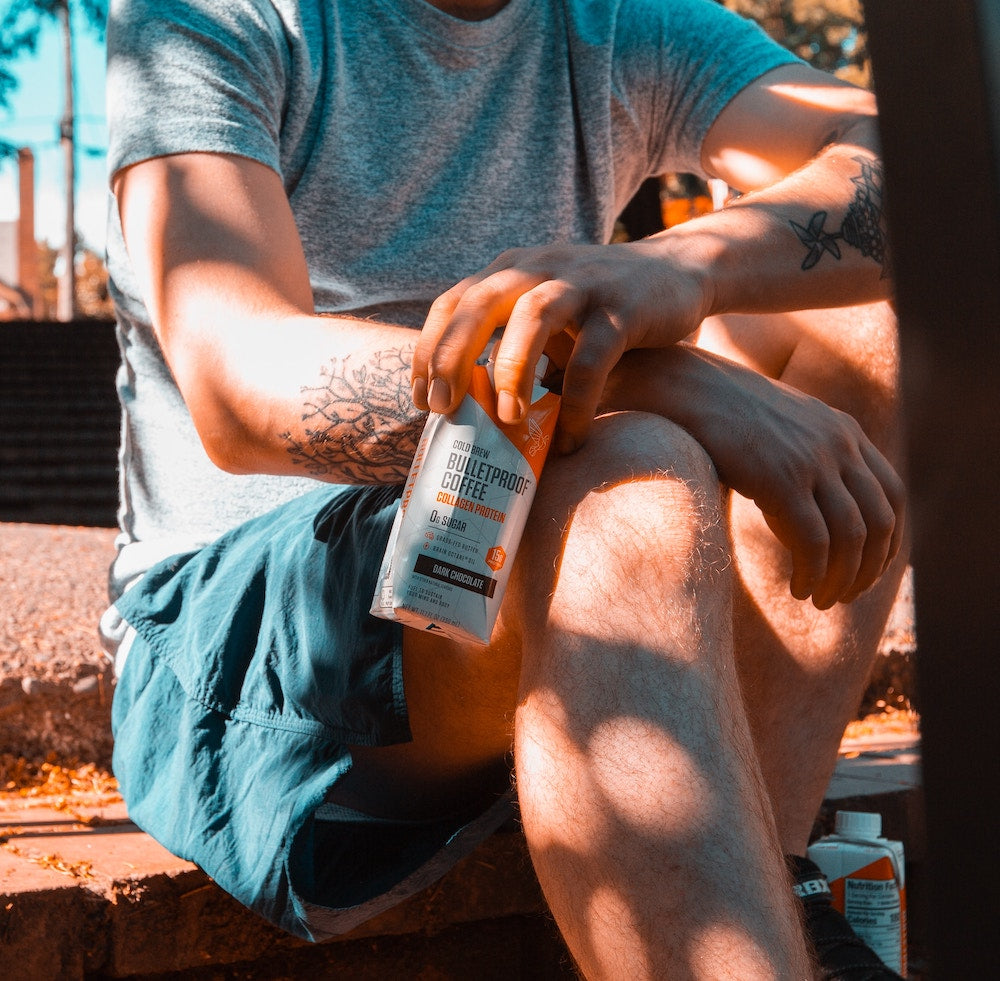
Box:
[538,410,722,530]
[785,302,903,458]
[514,412,730,610]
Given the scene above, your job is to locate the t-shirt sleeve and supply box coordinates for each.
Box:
[106,0,290,180]
[617,0,804,178]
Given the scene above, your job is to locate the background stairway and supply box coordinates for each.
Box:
[0,320,120,528]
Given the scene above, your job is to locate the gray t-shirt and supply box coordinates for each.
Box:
[104,0,797,597]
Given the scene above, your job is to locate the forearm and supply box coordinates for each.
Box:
[642,121,889,319]
[600,343,767,486]
[169,309,426,485]
[600,341,905,610]
[115,153,427,485]
[274,326,425,485]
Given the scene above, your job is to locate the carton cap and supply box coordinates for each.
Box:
[835,810,882,838]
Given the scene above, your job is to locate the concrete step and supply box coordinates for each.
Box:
[0,801,573,981]
[0,523,919,769]
[0,743,926,981]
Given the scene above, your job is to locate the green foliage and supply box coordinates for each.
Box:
[1,2,45,132]
[724,0,871,88]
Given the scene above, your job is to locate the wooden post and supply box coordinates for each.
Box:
[866,1,1000,974]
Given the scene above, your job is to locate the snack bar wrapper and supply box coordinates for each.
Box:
[371,358,560,644]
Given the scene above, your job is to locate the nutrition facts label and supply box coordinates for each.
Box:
[843,877,905,973]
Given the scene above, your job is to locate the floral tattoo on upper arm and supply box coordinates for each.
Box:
[280,345,426,484]
[790,156,889,277]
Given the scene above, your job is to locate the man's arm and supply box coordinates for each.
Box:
[600,341,904,609]
[694,62,888,309]
[114,152,426,484]
[408,61,902,608]
[411,63,889,446]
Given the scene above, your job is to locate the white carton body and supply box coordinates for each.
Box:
[371,363,559,644]
[807,812,907,975]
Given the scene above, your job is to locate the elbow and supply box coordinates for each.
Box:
[200,431,258,475]
[194,411,264,475]
[169,344,280,475]
[185,386,275,476]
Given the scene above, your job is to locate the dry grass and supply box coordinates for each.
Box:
[0,753,120,803]
[843,705,920,742]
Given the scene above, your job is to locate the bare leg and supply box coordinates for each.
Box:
[330,303,902,975]
[697,301,907,855]
[510,412,811,979]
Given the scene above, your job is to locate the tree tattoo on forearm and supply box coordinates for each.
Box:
[791,156,889,277]
[281,345,425,483]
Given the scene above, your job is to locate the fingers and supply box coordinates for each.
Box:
[412,265,544,415]
[492,279,586,424]
[413,261,574,416]
[412,248,629,439]
[763,500,831,604]
[861,440,907,575]
[767,441,904,610]
[552,311,628,452]
[810,482,867,609]
[836,445,905,602]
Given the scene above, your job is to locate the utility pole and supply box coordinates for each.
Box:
[57,0,76,322]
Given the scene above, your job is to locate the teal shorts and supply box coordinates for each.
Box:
[110,484,516,941]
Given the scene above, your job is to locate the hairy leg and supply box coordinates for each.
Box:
[510,412,811,980]
[327,303,904,970]
[331,410,812,978]
[697,300,907,854]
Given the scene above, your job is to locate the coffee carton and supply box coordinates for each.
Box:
[371,357,559,644]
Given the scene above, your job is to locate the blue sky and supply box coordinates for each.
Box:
[0,5,108,252]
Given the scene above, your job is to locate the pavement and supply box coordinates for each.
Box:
[0,793,563,979]
[0,523,117,767]
[0,522,925,979]
[0,739,925,980]
[830,731,922,801]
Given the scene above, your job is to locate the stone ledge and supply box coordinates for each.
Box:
[0,520,918,770]
[1,775,926,980]
[0,796,566,981]
[0,523,118,768]
[0,523,924,977]
[0,672,115,768]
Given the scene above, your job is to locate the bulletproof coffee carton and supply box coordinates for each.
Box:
[371,356,560,644]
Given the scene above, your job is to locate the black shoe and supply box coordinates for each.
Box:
[787,854,905,980]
